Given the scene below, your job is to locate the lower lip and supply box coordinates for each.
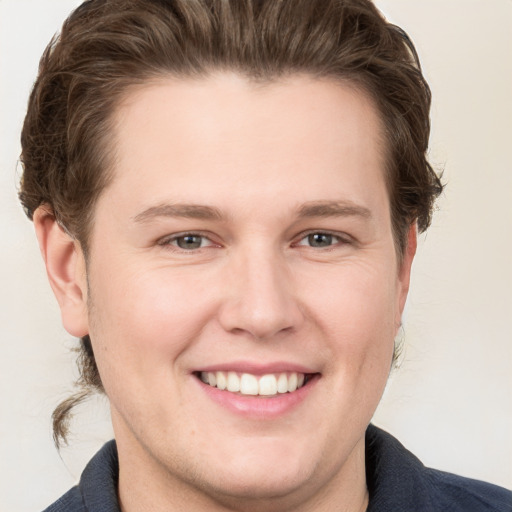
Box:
[195,375,319,419]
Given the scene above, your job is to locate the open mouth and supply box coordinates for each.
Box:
[195,371,315,397]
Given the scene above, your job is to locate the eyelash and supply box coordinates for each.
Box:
[158,232,218,251]
[157,230,351,252]
[293,231,351,249]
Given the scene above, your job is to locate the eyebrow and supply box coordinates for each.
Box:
[133,204,224,223]
[133,200,372,224]
[297,200,372,220]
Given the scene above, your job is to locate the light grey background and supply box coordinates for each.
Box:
[1,1,511,510]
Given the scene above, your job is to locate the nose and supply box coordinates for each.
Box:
[218,247,304,340]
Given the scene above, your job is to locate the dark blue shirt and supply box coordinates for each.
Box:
[43,425,512,511]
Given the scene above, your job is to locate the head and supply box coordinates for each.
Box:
[20,0,442,508]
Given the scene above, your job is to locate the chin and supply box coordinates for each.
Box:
[206,443,320,503]
[198,465,311,505]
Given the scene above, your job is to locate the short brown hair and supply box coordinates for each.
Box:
[19,0,443,446]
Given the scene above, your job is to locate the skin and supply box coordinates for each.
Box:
[35,73,416,512]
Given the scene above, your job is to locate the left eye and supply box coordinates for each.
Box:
[166,234,213,250]
[296,232,343,248]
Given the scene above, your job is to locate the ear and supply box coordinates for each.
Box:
[396,223,417,326]
[33,206,89,337]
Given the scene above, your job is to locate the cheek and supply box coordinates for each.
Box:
[303,261,399,373]
[86,263,217,385]
[310,261,398,329]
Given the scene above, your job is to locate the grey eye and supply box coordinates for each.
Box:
[307,233,334,247]
[175,235,204,249]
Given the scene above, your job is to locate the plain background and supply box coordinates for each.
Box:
[1,1,511,510]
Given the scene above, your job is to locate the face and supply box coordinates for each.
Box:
[68,74,414,509]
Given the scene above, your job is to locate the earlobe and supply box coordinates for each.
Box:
[33,206,89,337]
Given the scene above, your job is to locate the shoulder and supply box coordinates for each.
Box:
[366,424,512,512]
[42,486,85,512]
[41,440,120,512]
[424,467,512,511]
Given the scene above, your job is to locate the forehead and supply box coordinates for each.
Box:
[102,73,388,219]
[115,73,385,155]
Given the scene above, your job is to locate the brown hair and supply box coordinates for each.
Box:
[19,0,443,446]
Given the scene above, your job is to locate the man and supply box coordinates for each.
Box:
[18,0,512,510]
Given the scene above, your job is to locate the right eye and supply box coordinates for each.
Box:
[160,233,216,251]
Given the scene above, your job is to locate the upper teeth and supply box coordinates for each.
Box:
[200,371,306,396]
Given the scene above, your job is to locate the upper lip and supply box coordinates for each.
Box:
[194,361,318,375]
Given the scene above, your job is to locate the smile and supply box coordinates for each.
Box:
[198,371,309,396]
